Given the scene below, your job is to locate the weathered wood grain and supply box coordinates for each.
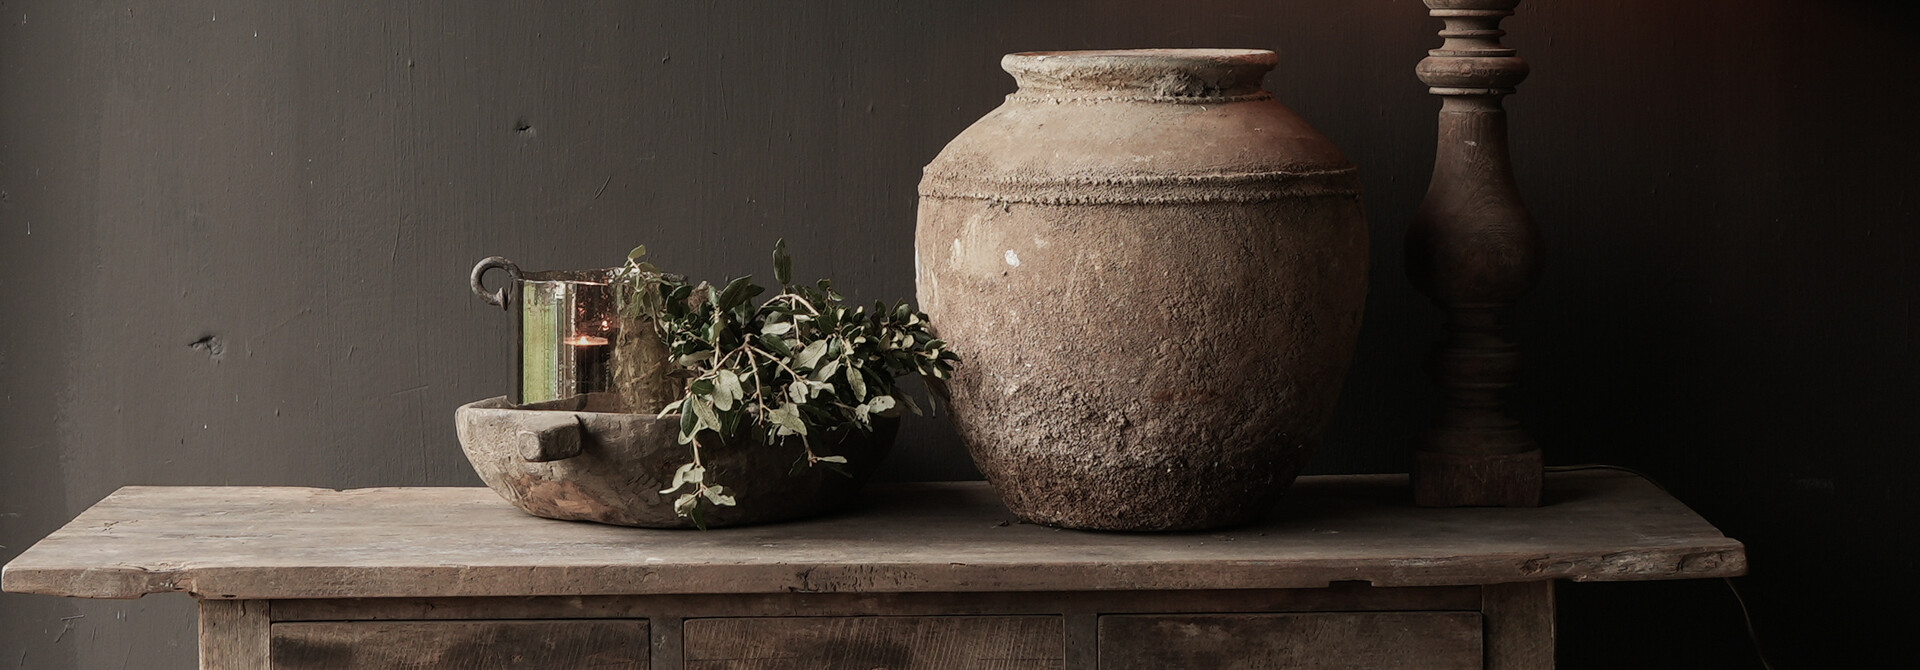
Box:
[268,620,647,669]
[1098,612,1482,670]
[200,600,270,670]
[682,616,1063,670]
[2,473,1744,600]
[266,585,1483,622]
[262,588,1488,669]
[651,615,684,670]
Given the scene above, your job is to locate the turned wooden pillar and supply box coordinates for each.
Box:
[1407,0,1543,507]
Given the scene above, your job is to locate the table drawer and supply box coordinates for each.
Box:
[269,619,648,669]
[684,615,1064,669]
[1099,612,1482,670]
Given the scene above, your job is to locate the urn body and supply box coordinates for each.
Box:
[915,49,1369,530]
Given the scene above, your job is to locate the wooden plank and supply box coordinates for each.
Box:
[683,616,1063,670]
[1098,612,1482,670]
[267,585,1483,622]
[2,472,1745,600]
[1483,582,1555,670]
[1063,611,1097,670]
[650,616,683,670]
[200,600,270,670]
[268,620,646,669]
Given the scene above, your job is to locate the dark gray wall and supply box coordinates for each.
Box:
[3,1,1913,667]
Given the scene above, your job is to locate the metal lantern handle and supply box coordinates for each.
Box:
[470,257,521,310]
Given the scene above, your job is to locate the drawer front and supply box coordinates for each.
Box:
[1100,612,1482,670]
[270,619,647,669]
[684,616,1064,670]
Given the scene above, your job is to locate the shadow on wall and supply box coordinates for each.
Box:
[1504,1,1920,667]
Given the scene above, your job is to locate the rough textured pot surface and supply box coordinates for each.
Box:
[455,394,894,528]
[916,49,1369,531]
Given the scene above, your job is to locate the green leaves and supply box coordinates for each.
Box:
[847,366,868,400]
[610,238,962,526]
[678,405,698,443]
[701,485,736,506]
[759,332,793,356]
[713,370,743,410]
[660,463,704,494]
[690,398,721,433]
[715,275,759,313]
[768,403,807,436]
[773,238,793,286]
[793,339,830,370]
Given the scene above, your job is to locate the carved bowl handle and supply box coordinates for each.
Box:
[516,413,584,462]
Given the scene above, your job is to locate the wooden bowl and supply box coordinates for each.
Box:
[455,394,895,528]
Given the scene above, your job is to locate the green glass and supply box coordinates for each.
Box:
[516,269,617,405]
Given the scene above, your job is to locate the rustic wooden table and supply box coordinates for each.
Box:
[3,471,1744,670]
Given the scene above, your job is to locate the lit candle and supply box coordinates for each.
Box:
[567,335,611,395]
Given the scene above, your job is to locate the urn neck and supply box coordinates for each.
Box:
[1002,49,1278,103]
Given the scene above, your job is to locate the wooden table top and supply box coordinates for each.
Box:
[2,471,1744,601]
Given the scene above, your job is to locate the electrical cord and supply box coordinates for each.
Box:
[1722,575,1774,670]
[1543,464,1776,670]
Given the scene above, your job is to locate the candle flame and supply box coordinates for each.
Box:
[564,335,609,347]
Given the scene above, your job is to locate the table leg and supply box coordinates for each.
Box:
[199,599,270,670]
[1484,581,1555,670]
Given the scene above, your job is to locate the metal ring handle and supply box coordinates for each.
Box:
[470,257,520,310]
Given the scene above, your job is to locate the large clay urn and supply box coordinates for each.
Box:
[916,49,1369,531]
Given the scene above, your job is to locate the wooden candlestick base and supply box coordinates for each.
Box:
[1406,0,1544,507]
[1414,449,1543,508]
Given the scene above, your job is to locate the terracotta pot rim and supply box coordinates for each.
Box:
[1005,48,1276,63]
[1000,49,1278,101]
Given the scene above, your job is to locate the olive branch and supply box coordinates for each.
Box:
[612,240,957,528]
